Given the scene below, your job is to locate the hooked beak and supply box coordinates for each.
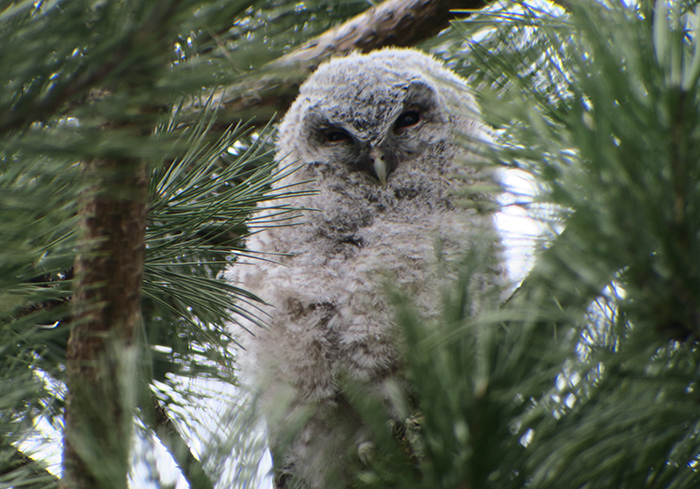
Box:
[371,147,388,186]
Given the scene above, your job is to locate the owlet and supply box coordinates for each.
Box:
[228,47,499,489]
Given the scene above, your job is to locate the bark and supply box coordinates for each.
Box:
[274,0,485,63]
[61,157,148,489]
[203,0,487,128]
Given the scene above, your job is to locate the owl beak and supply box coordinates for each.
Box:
[371,147,388,186]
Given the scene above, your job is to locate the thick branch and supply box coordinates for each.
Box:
[275,0,486,64]
[207,0,487,128]
[61,157,149,489]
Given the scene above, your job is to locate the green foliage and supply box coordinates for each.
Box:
[0,0,364,486]
[6,0,700,487]
[353,1,700,488]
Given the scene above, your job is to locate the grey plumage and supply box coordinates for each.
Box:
[228,47,498,489]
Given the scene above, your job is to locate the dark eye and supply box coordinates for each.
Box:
[325,129,351,143]
[394,110,421,131]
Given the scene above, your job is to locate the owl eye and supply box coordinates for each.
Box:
[324,129,351,143]
[394,110,421,132]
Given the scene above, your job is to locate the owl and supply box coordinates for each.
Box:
[228,47,499,489]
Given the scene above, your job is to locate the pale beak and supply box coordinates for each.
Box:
[371,147,388,186]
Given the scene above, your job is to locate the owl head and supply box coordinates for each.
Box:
[275,48,487,191]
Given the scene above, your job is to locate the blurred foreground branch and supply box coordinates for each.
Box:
[151,394,214,489]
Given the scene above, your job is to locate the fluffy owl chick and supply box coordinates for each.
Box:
[228,47,498,489]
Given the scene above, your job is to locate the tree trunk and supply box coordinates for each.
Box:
[61,157,148,489]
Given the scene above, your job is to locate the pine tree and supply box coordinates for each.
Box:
[0,0,368,487]
[3,0,700,488]
[352,1,700,488]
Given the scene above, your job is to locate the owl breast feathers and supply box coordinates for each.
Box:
[228,47,498,489]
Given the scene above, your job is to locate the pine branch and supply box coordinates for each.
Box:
[505,222,620,318]
[150,393,214,489]
[0,436,59,489]
[0,62,112,136]
[274,0,486,63]
[0,1,186,136]
[201,0,488,128]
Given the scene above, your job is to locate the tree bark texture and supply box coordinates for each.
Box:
[61,157,148,489]
[205,0,487,128]
[276,0,486,63]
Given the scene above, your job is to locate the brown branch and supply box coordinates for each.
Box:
[275,0,486,64]
[205,0,488,128]
[61,156,149,489]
